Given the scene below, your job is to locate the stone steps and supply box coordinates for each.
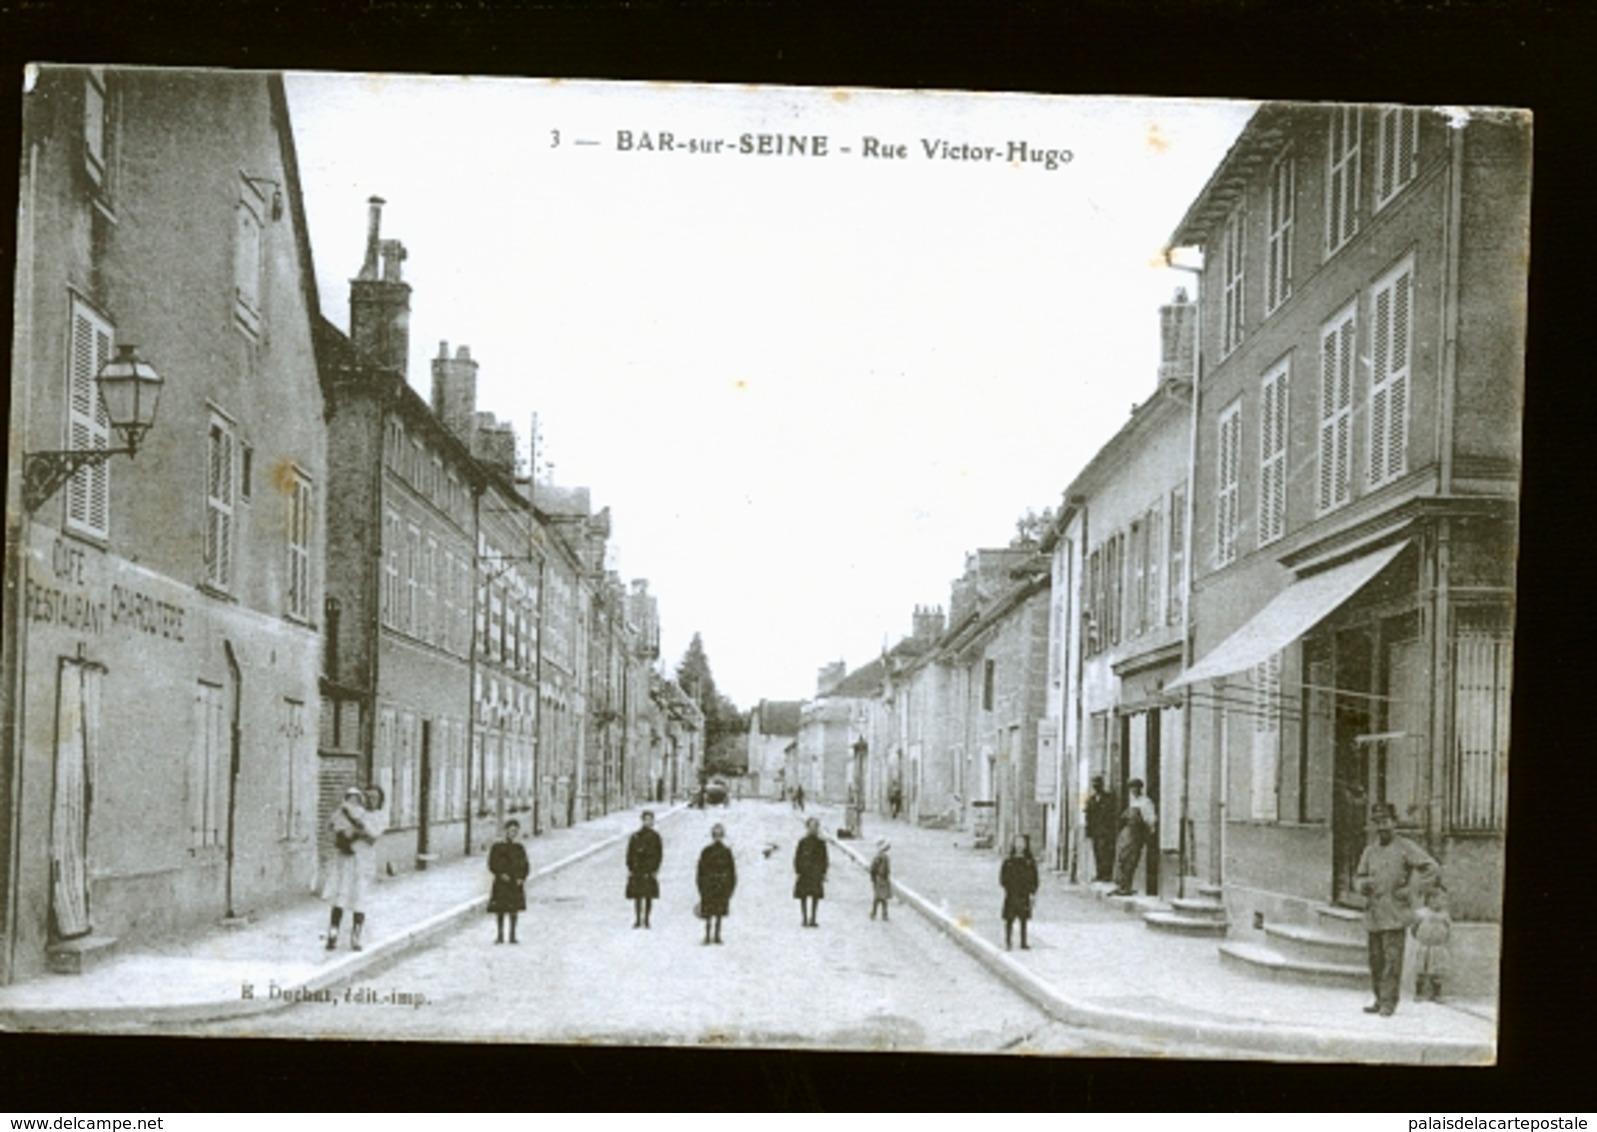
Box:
[1143,910,1229,937]
[46,934,119,975]
[1219,940,1368,988]
[1264,922,1368,966]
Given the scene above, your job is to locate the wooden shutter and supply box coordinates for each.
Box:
[1319,308,1355,511]
[1260,364,1289,543]
[66,300,113,539]
[1370,263,1413,486]
[206,423,235,589]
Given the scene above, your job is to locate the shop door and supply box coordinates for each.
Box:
[1331,628,1374,904]
[417,719,433,857]
[51,659,102,941]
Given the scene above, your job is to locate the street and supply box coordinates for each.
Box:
[185,802,1207,1054]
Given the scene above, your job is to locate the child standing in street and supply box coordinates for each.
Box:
[487,819,530,944]
[1411,884,1453,1002]
[869,839,892,921]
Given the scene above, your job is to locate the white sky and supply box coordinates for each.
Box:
[283,74,1255,707]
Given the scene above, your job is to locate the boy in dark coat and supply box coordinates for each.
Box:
[999,834,1040,949]
[696,823,736,945]
[626,810,664,929]
[487,819,530,944]
[793,816,830,927]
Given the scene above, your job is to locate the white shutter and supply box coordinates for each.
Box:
[1259,364,1289,544]
[206,423,235,589]
[1319,306,1355,512]
[1217,404,1241,564]
[66,300,113,539]
[1370,262,1413,487]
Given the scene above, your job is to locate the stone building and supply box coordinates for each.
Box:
[4,68,326,981]
[1041,291,1195,891]
[747,699,802,799]
[1164,103,1525,983]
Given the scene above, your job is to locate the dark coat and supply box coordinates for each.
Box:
[487,840,530,914]
[999,853,1039,921]
[793,833,830,899]
[1084,789,1117,841]
[696,841,737,917]
[625,826,663,900]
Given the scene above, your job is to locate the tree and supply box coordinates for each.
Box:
[675,633,747,777]
[1010,505,1056,549]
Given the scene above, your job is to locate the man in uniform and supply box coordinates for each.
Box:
[1354,802,1440,1016]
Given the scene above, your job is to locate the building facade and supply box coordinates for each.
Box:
[5,69,327,981]
[1166,104,1526,932]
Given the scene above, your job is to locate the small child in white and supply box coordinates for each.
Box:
[1411,885,1453,1002]
[869,839,892,921]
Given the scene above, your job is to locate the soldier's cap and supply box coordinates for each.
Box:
[1370,802,1399,820]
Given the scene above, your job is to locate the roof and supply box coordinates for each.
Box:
[829,656,886,699]
[756,700,803,736]
[1167,102,1301,249]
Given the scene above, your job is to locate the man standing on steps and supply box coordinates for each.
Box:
[1084,775,1117,884]
[1354,802,1439,1017]
[1111,778,1157,896]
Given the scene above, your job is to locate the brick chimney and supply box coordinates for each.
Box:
[1158,286,1197,387]
[349,197,411,376]
[432,340,478,444]
[911,604,946,643]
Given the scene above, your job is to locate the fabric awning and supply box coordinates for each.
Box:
[1166,541,1409,690]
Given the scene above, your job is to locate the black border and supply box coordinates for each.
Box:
[2,0,1592,1113]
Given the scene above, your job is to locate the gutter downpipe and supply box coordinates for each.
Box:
[1167,250,1204,901]
[464,481,482,856]
[1427,121,1466,853]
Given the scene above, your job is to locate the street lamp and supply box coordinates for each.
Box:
[22,344,164,512]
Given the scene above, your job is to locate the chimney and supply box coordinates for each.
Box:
[349,196,412,377]
[912,604,946,643]
[1158,286,1197,387]
[817,660,846,696]
[432,341,479,444]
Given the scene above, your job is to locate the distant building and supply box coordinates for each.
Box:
[747,699,802,798]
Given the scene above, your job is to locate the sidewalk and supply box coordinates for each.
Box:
[822,805,1497,1065]
[0,803,682,1031]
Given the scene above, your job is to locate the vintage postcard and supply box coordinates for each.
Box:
[2,67,1527,1064]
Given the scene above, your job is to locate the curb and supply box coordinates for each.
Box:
[0,806,687,1030]
[829,837,1494,1065]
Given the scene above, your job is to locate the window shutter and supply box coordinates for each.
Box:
[206,423,235,589]
[66,303,113,538]
[1369,263,1412,487]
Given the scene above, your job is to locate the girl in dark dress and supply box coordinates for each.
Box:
[793,816,830,927]
[487,819,530,944]
[695,823,736,945]
[626,810,664,929]
[999,834,1040,950]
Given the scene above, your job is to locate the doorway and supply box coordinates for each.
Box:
[50,659,103,941]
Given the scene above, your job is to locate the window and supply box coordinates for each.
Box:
[1166,484,1186,627]
[1085,547,1103,656]
[1220,207,1246,357]
[1105,532,1124,646]
[1259,361,1290,545]
[235,180,265,334]
[205,416,237,590]
[1451,610,1511,831]
[1326,106,1361,255]
[1216,401,1242,566]
[65,296,113,539]
[1368,258,1413,488]
[1375,107,1421,209]
[405,523,420,633]
[83,69,111,194]
[425,535,439,644]
[240,444,254,503]
[1128,519,1148,637]
[286,468,314,621]
[280,698,306,840]
[381,510,400,627]
[1250,654,1282,820]
[190,682,228,849]
[982,659,995,711]
[1318,303,1357,513]
[1265,156,1294,314]
[1145,503,1162,633]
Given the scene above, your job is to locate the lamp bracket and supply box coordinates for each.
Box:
[23,446,134,513]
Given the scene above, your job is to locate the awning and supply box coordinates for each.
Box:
[1166,541,1409,690]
